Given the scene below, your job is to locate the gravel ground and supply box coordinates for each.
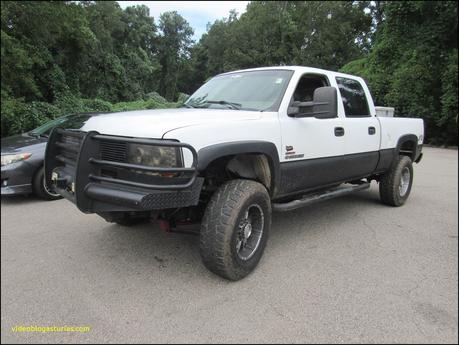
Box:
[1,147,458,344]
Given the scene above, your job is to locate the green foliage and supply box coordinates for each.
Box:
[341,1,458,145]
[194,2,372,76]
[1,1,161,104]
[439,49,458,144]
[1,93,28,136]
[1,1,189,137]
[111,97,179,112]
[81,98,113,112]
[157,11,194,101]
[1,91,179,137]
[1,1,457,145]
[177,93,189,103]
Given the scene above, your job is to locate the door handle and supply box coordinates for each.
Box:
[368,126,376,135]
[334,127,345,137]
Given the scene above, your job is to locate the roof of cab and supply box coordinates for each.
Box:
[217,65,363,81]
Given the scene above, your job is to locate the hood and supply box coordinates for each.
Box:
[80,108,262,138]
[1,133,47,154]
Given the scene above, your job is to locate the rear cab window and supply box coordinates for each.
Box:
[335,77,370,117]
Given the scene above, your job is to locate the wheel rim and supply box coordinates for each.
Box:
[399,167,411,197]
[235,204,264,261]
[43,175,60,197]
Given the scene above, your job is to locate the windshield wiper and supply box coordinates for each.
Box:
[204,100,242,110]
[181,103,196,108]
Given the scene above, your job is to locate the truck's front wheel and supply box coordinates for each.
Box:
[200,179,271,281]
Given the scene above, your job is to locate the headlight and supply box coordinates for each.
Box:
[1,153,32,167]
[127,144,182,168]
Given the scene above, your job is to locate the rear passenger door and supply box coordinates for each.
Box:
[335,76,380,179]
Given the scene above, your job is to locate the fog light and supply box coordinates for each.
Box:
[2,179,7,187]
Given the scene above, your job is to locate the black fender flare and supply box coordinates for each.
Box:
[197,141,281,196]
[396,134,419,161]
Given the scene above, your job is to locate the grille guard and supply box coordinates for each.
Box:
[45,128,202,213]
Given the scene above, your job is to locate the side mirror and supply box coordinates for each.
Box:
[312,86,338,119]
[287,86,338,119]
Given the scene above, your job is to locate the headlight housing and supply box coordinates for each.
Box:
[127,144,182,168]
[1,153,32,167]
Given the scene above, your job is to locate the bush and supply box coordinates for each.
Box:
[177,92,189,103]
[144,91,168,103]
[1,93,28,136]
[81,98,113,112]
[1,92,180,138]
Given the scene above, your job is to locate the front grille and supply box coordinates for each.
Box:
[100,140,127,163]
[55,130,84,167]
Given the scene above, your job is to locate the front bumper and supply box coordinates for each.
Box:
[1,184,32,195]
[45,128,203,213]
[1,161,33,195]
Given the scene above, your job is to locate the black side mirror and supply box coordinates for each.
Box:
[312,86,338,119]
[287,86,338,119]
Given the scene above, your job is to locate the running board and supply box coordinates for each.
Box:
[272,182,370,212]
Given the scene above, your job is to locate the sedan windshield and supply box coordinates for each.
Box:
[28,114,95,137]
[185,70,293,111]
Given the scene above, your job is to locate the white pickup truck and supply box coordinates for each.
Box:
[45,66,424,280]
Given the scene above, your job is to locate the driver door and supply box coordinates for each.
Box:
[278,73,345,196]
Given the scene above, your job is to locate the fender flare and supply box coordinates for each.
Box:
[396,134,419,161]
[197,141,280,195]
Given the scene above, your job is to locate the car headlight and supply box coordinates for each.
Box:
[127,144,182,168]
[1,153,32,167]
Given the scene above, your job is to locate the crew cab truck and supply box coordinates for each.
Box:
[45,66,424,281]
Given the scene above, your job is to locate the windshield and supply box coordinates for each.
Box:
[185,70,294,111]
[29,114,96,137]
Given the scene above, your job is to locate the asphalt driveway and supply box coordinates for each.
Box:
[1,147,458,344]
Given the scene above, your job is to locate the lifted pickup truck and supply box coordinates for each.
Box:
[45,66,424,280]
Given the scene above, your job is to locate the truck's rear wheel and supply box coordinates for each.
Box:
[200,179,271,281]
[379,156,413,206]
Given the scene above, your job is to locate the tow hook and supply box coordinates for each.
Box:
[156,217,200,235]
[158,218,172,232]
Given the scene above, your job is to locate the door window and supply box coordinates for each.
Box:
[291,74,329,115]
[336,77,370,117]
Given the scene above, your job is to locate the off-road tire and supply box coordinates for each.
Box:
[200,179,271,281]
[379,155,413,206]
[33,166,62,200]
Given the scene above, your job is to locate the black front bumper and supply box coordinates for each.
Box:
[45,128,203,213]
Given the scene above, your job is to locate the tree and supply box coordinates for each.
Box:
[157,11,193,101]
[341,1,458,145]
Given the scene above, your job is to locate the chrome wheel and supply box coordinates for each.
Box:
[236,204,264,261]
[399,167,411,197]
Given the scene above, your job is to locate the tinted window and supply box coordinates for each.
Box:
[336,77,370,117]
